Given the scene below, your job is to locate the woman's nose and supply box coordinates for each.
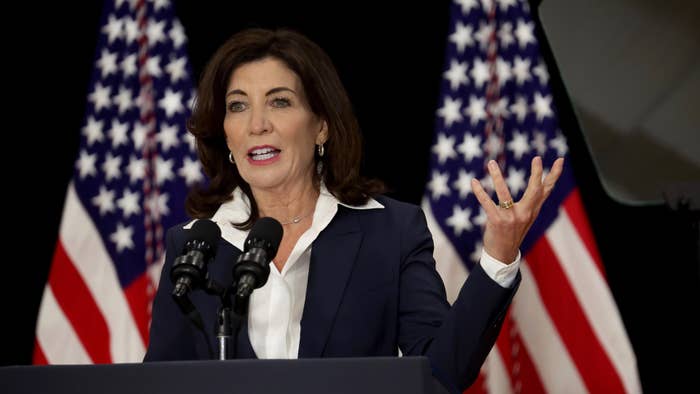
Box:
[249,107,270,135]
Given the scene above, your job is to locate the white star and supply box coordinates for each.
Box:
[496,57,512,87]
[102,15,123,43]
[485,134,504,158]
[102,152,123,182]
[146,18,166,47]
[146,192,170,216]
[532,131,547,155]
[123,17,139,43]
[549,131,568,156]
[157,124,180,152]
[474,22,494,50]
[146,56,162,78]
[515,19,536,49]
[457,133,483,162]
[132,121,148,150]
[110,223,134,253]
[109,119,129,148]
[464,96,487,125]
[510,95,529,123]
[76,150,97,179]
[453,169,475,199]
[532,92,553,122]
[153,0,169,10]
[113,86,133,114]
[117,188,141,218]
[479,174,494,194]
[490,97,510,119]
[432,133,458,164]
[96,49,118,78]
[498,22,515,49]
[507,130,530,160]
[121,54,137,77]
[92,186,116,216]
[498,0,517,10]
[82,116,104,146]
[169,20,187,48]
[159,89,185,118]
[178,157,204,186]
[533,61,550,85]
[127,155,146,183]
[443,60,469,91]
[470,57,490,89]
[449,21,474,53]
[446,205,473,236]
[88,83,112,112]
[472,208,487,227]
[427,170,451,200]
[184,132,197,152]
[506,166,527,196]
[481,0,494,11]
[512,56,532,86]
[156,157,175,185]
[165,57,188,83]
[470,241,483,263]
[455,0,480,15]
[436,96,463,128]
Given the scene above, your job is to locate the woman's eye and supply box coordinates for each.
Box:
[271,97,291,108]
[227,101,246,112]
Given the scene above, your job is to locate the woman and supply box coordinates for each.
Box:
[144,28,564,393]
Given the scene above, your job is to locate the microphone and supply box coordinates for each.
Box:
[233,217,283,299]
[171,219,221,300]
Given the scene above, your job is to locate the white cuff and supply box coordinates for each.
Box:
[479,248,521,288]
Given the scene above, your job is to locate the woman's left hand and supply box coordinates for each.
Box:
[471,156,565,263]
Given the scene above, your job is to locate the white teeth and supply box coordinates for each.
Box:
[251,152,276,161]
[250,147,276,155]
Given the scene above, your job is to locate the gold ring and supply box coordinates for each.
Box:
[499,199,514,209]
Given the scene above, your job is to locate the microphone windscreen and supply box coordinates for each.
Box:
[247,217,283,256]
[189,219,222,246]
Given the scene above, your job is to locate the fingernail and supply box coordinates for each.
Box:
[488,160,496,169]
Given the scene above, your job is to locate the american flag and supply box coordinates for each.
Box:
[423,1,641,393]
[33,0,201,364]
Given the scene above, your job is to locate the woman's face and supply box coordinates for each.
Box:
[224,57,327,193]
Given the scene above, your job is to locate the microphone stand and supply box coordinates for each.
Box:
[206,281,247,360]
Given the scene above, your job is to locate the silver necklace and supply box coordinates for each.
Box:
[279,211,313,225]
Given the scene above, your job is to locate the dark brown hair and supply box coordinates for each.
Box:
[185,28,384,228]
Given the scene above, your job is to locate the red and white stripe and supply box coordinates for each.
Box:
[34,183,146,364]
[422,189,641,393]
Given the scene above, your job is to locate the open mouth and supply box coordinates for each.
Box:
[247,146,281,162]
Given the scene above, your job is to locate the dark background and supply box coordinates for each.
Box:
[4,1,699,393]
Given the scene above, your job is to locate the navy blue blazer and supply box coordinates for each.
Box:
[144,196,520,392]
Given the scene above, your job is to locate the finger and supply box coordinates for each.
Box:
[471,178,500,218]
[520,156,544,207]
[542,157,565,197]
[487,160,513,206]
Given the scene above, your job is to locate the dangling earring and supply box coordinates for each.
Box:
[317,143,325,157]
[228,152,235,164]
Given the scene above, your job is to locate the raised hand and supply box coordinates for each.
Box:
[470,156,565,263]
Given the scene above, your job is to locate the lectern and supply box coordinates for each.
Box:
[2,356,451,394]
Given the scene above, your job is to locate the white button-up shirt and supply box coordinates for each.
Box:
[206,184,520,359]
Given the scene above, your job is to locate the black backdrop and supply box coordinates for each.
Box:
[4,2,699,393]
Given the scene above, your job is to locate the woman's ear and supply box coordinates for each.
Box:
[316,120,329,145]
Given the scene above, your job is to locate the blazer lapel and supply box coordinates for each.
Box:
[298,209,363,357]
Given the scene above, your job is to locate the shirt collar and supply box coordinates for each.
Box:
[200,182,384,250]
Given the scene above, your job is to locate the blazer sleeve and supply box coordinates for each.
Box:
[143,225,198,361]
[397,205,520,393]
